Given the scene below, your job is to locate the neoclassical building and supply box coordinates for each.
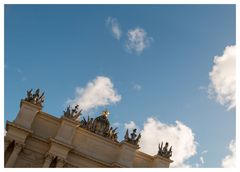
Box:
[4,89,173,168]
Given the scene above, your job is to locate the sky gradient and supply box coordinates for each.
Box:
[4,5,236,167]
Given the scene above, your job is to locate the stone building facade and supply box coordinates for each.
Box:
[4,89,173,168]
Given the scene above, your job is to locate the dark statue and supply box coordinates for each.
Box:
[63,105,82,120]
[158,142,172,159]
[124,128,141,146]
[79,109,118,142]
[24,88,45,107]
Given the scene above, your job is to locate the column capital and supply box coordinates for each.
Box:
[56,156,65,167]
[4,137,13,152]
[45,152,56,160]
[57,156,65,163]
[4,136,13,143]
[14,142,24,152]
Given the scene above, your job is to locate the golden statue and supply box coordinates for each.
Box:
[101,109,110,118]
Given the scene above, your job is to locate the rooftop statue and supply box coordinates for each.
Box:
[63,105,82,120]
[92,109,110,135]
[124,128,141,146]
[79,109,118,142]
[24,88,45,107]
[158,142,172,159]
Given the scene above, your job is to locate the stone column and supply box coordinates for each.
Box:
[5,142,23,167]
[56,157,64,168]
[56,157,65,168]
[42,153,55,168]
[4,137,12,152]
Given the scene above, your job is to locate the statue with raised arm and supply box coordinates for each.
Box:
[25,89,33,102]
[158,141,172,159]
[131,129,137,140]
[23,88,45,107]
[124,128,141,146]
[63,105,82,120]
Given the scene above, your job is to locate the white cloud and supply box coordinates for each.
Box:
[208,45,236,110]
[202,150,208,154]
[133,83,142,91]
[139,118,197,167]
[112,122,121,128]
[222,140,236,168]
[106,17,122,40]
[200,156,204,164]
[16,68,27,81]
[124,121,139,131]
[195,163,200,168]
[66,76,121,112]
[125,27,153,55]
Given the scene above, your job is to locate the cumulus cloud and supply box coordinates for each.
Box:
[124,121,139,131]
[208,45,236,110]
[222,140,236,168]
[106,17,122,40]
[139,118,197,167]
[125,27,153,55]
[66,76,121,112]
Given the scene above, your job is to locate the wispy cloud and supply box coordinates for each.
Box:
[222,139,236,168]
[202,150,208,154]
[17,68,27,81]
[133,83,142,91]
[112,122,121,128]
[106,17,122,40]
[66,76,121,112]
[139,117,197,167]
[125,27,153,55]
[200,156,204,164]
[208,45,236,110]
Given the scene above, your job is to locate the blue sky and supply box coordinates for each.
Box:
[4,5,236,167]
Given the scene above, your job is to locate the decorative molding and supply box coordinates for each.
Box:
[6,121,33,134]
[45,152,56,160]
[50,138,74,150]
[70,150,112,167]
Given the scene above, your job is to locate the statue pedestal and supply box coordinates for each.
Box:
[152,155,173,167]
[55,117,80,145]
[116,141,139,167]
[14,100,42,129]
